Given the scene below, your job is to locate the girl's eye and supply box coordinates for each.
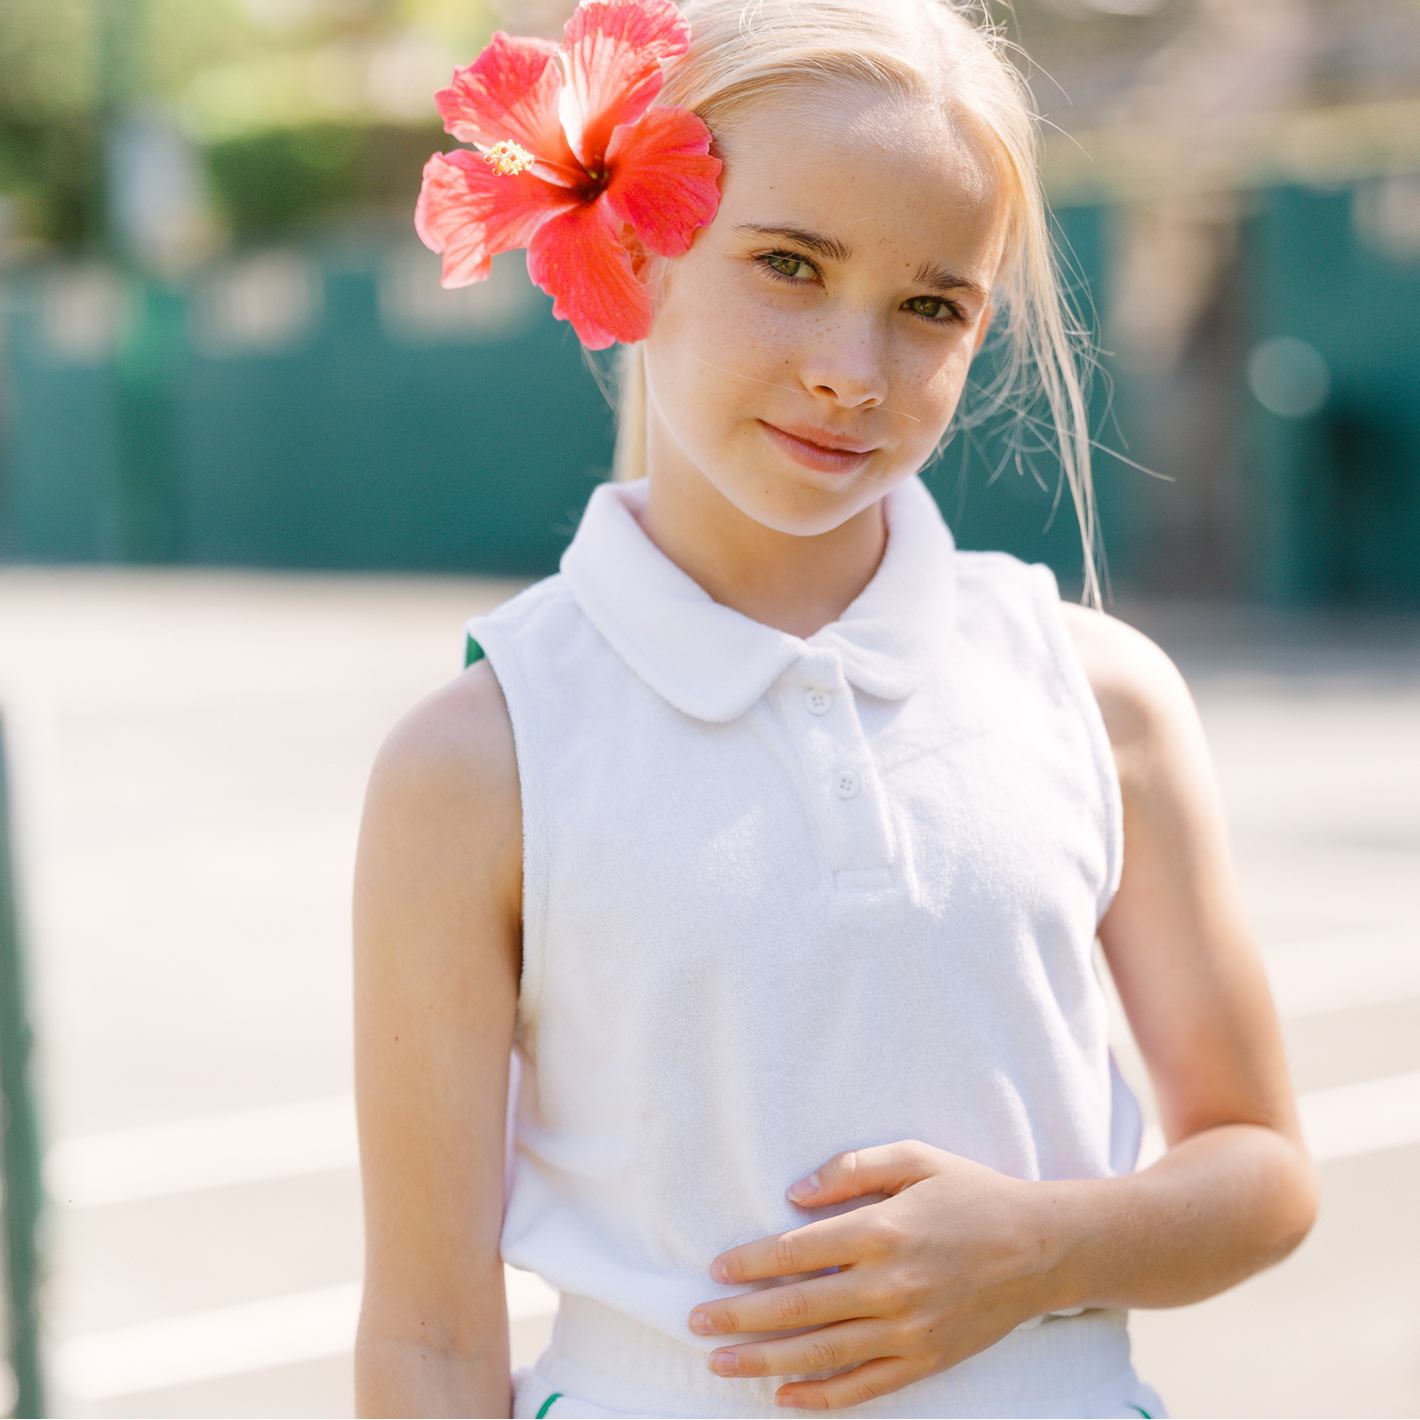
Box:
[903,295,963,323]
[761,252,817,282]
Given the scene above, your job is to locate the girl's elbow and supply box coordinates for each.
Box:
[1265,1128,1320,1266]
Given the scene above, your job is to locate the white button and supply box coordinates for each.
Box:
[804,688,833,716]
[833,770,860,799]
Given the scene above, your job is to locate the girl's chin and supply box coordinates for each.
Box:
[710,473,892,540]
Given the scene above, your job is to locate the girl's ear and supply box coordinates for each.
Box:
[972,301,994,356]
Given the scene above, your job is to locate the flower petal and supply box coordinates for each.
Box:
[416,149,576,287]
[527,200,652,349]
[435,32,578,172]
[603,106,721,258]
[559,0,691,168]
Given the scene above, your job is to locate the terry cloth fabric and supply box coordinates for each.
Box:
[466,475,1155,1418]
[508,1308,1169,1418]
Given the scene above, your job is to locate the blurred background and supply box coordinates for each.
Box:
[0,0,1417,1415]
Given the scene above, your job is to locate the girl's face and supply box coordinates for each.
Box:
[641,81,1007,538]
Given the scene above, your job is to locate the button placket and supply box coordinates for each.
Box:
[775,656,895,887]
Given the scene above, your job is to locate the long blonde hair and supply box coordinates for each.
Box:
[610,0,1101,604]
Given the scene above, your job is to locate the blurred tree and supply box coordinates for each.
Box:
[0,0,496,253]
[206,121,449,233]
[0,0,101,245]
[5,0,1420,252]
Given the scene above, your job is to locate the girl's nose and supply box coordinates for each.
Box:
[797,313,888,410]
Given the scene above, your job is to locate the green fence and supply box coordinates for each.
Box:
[1246,181,1420,605]
[2,189,1419,604]
[0,713,44,1419]
[1,242,619,577]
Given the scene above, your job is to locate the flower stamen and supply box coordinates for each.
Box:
[485,140,536,177]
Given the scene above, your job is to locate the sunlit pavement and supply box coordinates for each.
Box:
[1,569,1416,1418]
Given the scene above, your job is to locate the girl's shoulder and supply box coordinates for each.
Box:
[1058,602,1205,785]
[363,660,520,864]
[377,634,516,777]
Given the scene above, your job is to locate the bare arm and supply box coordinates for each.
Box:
[682,604,1318,1410]
[353,663,523,1418]
[1046,603,1317,1304]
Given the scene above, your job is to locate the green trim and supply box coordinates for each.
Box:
[464,633,486,668]
[1128,1406,1152,1418]
[534,1392,563,1418]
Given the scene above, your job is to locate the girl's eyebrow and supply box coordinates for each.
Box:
[914,260,990,302]
[734,223,851,263]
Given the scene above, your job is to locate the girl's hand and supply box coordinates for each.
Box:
[687,1140,1064,1411]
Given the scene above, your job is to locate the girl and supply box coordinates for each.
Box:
[353,1,1318,1415]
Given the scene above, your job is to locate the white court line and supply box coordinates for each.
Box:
[1138,1067,1420,1168]
[51,1070,1420,1400]
[53,1269,560,1402]
[54,1282,360,1402]
[45,1096,358,1208]
[1299,1069,1420,1161]
[1262,925,1420,1019]
[48,914,1420,1209]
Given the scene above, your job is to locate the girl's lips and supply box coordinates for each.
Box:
[758,421,876,474]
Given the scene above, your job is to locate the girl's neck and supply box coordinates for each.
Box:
[637,466,889,640]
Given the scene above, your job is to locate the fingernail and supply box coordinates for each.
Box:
[710,1350,739,1376]
[787,1173,820,1203]
[777,1396,804,1408]
[689,1310,713,1335]
[709,1260,730,1283]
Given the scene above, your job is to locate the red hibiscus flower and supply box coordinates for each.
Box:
[415,0,722,350]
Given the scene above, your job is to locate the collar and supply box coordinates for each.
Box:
[560,476,957,723]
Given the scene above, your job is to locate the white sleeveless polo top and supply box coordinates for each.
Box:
[467,476,1151,1419]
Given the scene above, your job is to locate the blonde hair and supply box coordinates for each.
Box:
[610,0,1101,604]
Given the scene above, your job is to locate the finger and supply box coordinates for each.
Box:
[775,1355,919,1411]
[705,1318,886,1381]
[709,1213,862,1287]
[786,1140,938,1208]
[690,1270,860,1338]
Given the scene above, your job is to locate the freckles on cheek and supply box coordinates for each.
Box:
[914,361,973,441]
[703,322,782,394]
[717,293,777,347]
